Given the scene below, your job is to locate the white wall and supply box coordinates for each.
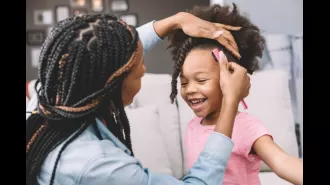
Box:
[210,0,225,5]
[224,0,303,34]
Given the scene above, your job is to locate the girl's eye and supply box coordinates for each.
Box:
[181,83,188,87]
[197,79,207,83]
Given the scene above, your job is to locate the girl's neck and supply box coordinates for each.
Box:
[201,110,240,126]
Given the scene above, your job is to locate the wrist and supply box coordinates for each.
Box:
[215,100,238,138]
[153,14,179,39]
[222,97,240,108]
[172,12,189,29]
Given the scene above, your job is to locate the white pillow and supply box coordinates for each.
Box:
[239,69,299,171]
[126,105,173,176]
[176,79,195,175]
[259,172,293,185]
[158,103,183,179]
[133,73,172,107]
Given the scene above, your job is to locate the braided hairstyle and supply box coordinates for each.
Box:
[26,14,139,185]
[168,3,266,103]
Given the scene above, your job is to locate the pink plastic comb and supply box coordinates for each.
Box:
[212,49,248,110]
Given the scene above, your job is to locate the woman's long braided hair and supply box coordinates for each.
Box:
[26,14,139,185]
[167,3,265,103]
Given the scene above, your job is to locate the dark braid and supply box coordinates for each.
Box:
[168,4,265,103]
[26,14,139,185]
[170,38,196,103]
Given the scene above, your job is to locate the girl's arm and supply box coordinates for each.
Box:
[253,135,303,185]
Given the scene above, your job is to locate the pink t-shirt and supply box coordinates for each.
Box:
[184,112,272,185]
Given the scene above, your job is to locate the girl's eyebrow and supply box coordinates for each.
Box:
[180,71,209,77]
[192,71,208,75]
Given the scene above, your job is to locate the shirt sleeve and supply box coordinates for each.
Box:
[136,21,162,55]
[79,132,234,185]
[238,116,273,161]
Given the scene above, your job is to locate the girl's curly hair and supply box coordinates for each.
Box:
[168,3,266,103]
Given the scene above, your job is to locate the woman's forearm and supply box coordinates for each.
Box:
[214,99,239,139]
[153,13,182,39]
[136,12,185,55]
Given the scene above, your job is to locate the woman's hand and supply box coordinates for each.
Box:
[177,12,241,59]
[213,51,249,138]
[218,51,250,105]
[153,12,241,58]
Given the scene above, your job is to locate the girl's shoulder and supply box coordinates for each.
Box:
[234,112,265,128]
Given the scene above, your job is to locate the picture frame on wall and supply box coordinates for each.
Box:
[91,0,104,13]
[55,5,70,23]
[70,0,86,8]
[31,47,41,68]
[72,9,87,16]
[34,10,53,25]
[119,13,138,27]
[26,30,46,46]
[110,0,128,12]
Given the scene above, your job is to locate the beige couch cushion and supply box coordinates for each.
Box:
[133,73,172,107]
[259,172,293,185]
[131,73,184,178]
[158,103,183,179]
[126,105,173,176]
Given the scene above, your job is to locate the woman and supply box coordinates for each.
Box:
[26,12,250,185]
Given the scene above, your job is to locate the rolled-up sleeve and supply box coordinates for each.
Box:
[136,21,162,55]
[78,132,233,185]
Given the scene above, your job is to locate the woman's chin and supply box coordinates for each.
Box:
[123,98,133,107]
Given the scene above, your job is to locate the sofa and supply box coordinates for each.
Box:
[125,69,300,185]
[26,69,300,185]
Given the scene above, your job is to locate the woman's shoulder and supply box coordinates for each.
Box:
[38,123,123,184]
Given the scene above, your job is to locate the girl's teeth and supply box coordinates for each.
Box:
[191,99,204,104]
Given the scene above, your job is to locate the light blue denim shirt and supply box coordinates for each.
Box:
[29,21,234,185]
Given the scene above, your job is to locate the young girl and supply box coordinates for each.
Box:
[168,4,303,185]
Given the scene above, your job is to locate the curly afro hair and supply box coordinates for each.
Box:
[168,3,266,103]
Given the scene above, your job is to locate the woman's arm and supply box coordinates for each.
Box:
[253,135,303,185]
[79,104,235,185]
[137,12,241,58]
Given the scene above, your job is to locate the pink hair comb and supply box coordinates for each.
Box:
[212,49,248,110]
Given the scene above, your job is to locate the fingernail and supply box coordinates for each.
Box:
[213,30,223,38]
[219,52,227,63]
